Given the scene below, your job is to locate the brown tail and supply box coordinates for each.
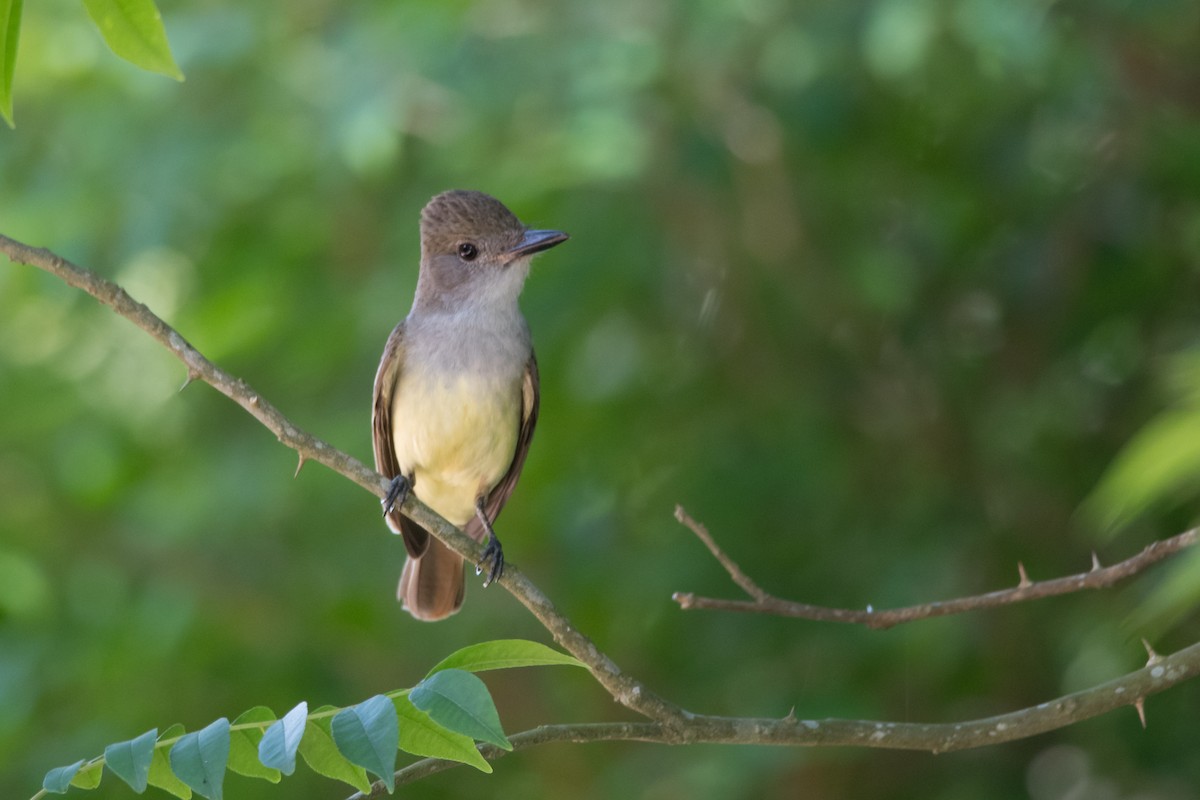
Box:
[398,538,465,621]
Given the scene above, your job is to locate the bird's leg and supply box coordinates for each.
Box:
[473,499,504,587]
[381,473,412,518]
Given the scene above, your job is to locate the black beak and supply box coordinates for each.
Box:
[507,229,569,259]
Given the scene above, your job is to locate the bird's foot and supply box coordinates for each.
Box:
[475,532,505,588]
[381,474,411,518]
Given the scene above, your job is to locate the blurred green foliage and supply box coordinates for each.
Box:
[1088,352,1200,534]
[3,0,1200,798]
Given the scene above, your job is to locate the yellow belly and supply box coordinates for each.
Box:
[390,372,521,526]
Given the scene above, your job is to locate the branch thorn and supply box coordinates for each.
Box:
[179,369,201,391]
[294,453,307,478]
[1133,696,1147,728]
[1017,562,1032,589]
[1142,638,1162,667]
[1090,551,1102,572]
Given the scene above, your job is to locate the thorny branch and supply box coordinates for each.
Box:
[4,232,1199,794]
[350,637,1200,796]
[672,505,1200,630]
[0,233,678,726]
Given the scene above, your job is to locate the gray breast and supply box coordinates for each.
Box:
[405,308,532,381]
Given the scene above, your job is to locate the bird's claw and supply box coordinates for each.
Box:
[475,533,504,588]
[381,474,410,517]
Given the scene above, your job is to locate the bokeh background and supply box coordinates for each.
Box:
[3,0,1200,798]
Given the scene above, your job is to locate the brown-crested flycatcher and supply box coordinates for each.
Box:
[372,190,568,621]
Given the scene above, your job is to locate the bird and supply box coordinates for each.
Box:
[371,190,568,621]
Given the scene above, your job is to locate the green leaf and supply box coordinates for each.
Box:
[148,725,192,799]
[71,761,104,789]
[0,0,20,127]
[1083,409,1200,537]
[82,0,183,80]
[169,718,230,800]
[425,639,585,677]
[42,760,84,794]
[257,701,307,776]
[409,669,511,750]
[331,695,399,794]
[104,728,157,792]
[228,707,280,782]
[394,695,492,773]
[297,706,371,794]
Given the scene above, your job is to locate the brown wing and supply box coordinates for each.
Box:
[371,321,430,557]
[465,352,540,541]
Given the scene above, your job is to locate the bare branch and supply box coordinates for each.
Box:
[348,638,1200,797]
[0,234,386,501]
[0,233,682,727]
[672,506,1199,629]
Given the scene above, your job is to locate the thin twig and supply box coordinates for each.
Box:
[672,505,1199,630]
[348,638,1200,797]
[673,505,769,602]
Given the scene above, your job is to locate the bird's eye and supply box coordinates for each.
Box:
[458,242,479,261]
